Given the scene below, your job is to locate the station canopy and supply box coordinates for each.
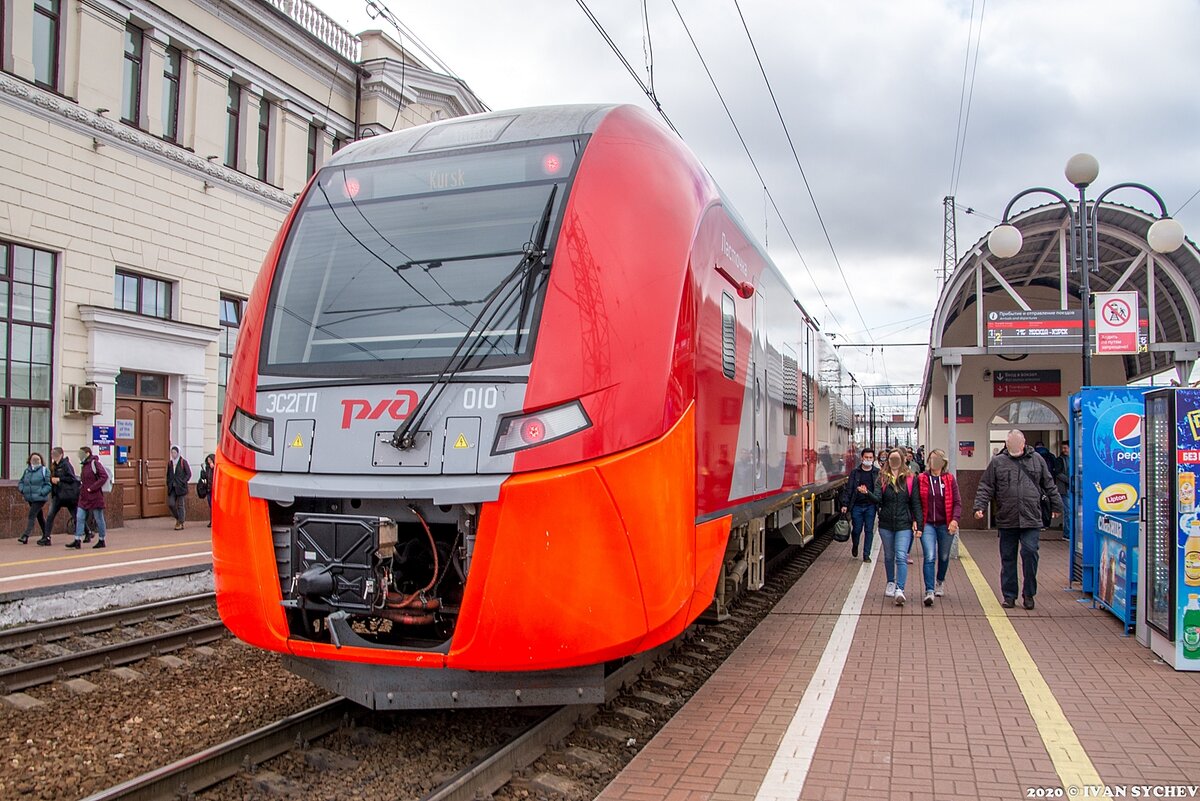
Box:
[929,201,1200,384]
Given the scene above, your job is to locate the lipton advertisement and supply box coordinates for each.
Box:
[1083,389,1147,521]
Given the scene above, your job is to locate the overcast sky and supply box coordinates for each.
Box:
[314,0,1200,405]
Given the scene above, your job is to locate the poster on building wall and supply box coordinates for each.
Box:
[994,369,1062,397]
[986,309,1082,353]
[959,441,975,457]
[942,394,974,423]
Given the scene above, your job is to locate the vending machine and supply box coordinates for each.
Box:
[1139,387,1200,670]
[1068,388,1147,602]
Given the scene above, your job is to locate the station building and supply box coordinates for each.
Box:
[916,202,1200,526]
[0,0,485,530]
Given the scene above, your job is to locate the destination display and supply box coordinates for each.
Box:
[986,309,1082,353]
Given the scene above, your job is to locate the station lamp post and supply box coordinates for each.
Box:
[987,154,1185,388]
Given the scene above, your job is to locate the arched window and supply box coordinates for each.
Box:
[990,399,1065,427]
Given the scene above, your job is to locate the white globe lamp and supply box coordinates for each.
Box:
[1065,153,1100,187]
[1148,218,1185,254]
[988,224,1023,259]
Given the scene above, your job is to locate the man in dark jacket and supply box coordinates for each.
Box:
[974,430,1063,609]
[167,446,192,530]
[840,448,881,561]
[42,447,79,546]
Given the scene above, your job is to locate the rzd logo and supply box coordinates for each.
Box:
[340,390,418,429]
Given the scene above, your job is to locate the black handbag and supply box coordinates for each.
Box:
[1016,459,1052,527]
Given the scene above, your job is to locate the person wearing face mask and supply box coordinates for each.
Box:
[974,429,1063,609]
[69,446,108,549]
[877,449,923,605]
[16,452,52,544]
[916,449,961,606]
[840,448,882,561]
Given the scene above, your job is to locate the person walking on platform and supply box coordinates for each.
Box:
[167,446,192,531]
[42,447,79,546]
[916,448,961,606]
[878,449,923,606]
[69,446,108,549]
[973,429,1062,610]
[840,448,881,561]
[198,453,216,528]
[16,453,52,544]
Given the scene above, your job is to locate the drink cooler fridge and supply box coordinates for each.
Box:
[1138,387,1200,670]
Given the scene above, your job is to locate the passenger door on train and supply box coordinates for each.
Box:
[753,292,767,493]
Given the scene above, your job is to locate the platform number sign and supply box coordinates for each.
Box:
[1094,290,1139,355]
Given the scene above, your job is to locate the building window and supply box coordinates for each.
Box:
[114,269,172,319]
[0,241,55,479]
[332,134,344,153]
[32,0,60,90]
[115,370,166,399]
[121,23,144,126]
[306,124,319,179]
[256,98,271,182]
[225,81,240,169]
[218,295,242,428]
[162,45,182,142]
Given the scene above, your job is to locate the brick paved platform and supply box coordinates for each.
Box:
[598,531,1200,801]
[0,515,210,599]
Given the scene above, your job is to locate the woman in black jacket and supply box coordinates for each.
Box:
[877,449,924,606]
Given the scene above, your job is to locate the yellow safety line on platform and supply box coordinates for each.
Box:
[0,540,210,569]
[958,539,1102,791]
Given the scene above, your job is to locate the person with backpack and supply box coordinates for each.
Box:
[42,447,80,546]
[69,446,108,549]
[16,452,52,544]
[916,448,962,606]
[197,453,216,528]
[973,429,1063,609]
[167,446,192,530]
[878,449,923,606]
[840,448,881,561]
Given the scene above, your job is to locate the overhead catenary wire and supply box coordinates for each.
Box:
[662,0,846,336]
[574,0,679,135]
[729,0,874,344]
[949,0,988,196]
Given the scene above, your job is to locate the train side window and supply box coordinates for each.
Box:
[720,293,736,379]
[782,348,798,435]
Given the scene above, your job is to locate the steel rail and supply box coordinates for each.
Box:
[0,620,227,694]
[0,593,217,653]
[419,642,672,801]
[78,697,356,801]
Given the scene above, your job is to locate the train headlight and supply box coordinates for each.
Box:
[229,407,275,454]
[492,401,591,455]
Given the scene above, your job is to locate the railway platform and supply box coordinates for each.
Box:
[0,516,211,600]
[598,531,1200,801]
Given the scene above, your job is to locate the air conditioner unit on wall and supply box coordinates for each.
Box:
[67,384,101,415]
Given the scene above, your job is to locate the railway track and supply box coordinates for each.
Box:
[0,593,224,694]
[80,529,832,801]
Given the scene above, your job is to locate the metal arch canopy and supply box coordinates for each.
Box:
[925,201,1200,390]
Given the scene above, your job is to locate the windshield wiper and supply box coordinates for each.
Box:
[390,185,559,450]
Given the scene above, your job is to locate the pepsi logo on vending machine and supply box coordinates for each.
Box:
[1093,406,1143,472]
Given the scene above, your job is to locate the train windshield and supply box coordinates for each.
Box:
[262,140,580,376]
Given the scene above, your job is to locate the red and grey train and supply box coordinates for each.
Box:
[213,104,861,708]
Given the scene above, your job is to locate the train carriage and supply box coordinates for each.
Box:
[213,104,858,708]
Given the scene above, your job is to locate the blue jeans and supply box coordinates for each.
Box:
[75,507,106,541]
[878,527,914,587]
[850,503,877,557]
[922,524,954,591]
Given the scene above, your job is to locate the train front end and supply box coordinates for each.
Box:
[212,106,715,708]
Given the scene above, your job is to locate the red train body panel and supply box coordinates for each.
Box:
[212,104,857,708]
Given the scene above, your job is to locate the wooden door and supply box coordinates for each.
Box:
[113,399,172,519]
[114,400,142,520]
[140,402,171,517]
